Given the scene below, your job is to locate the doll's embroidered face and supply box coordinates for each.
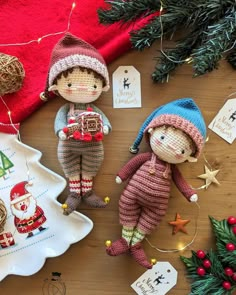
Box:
[149,126,196,164]
[50,67,104,103]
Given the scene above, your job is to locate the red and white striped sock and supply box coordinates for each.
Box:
[81,177,93,195]
[69,178,81,195]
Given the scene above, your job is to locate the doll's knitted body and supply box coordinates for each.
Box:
[118,152,195,235]
[55,102,111,178]
[44,33,111,214]
[106,98,206,269]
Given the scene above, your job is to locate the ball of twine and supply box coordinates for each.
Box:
[0,53,25,96]
[0,199,7,233]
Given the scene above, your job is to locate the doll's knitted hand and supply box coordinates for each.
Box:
[58,130,67,140]
[190,194,198,202]
[103,125,109,135]
[116,176,122,184]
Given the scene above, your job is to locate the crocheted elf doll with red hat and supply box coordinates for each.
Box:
[106,98,206,268]
[46,33,111,215]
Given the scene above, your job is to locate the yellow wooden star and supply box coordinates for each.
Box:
[169,213,190,234]
[198,165,220,189]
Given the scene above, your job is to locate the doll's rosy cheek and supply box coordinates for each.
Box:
[154,138,162,145]
[175,154,183,159]
[92,90,97,95]
[66,89,73,94]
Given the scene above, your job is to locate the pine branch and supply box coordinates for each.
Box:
[130,12,186,50]
[227,50,236,69]
[210,216,236,244]
[192,7,236,76]
[98,0,161,24]
[152,28,201,82]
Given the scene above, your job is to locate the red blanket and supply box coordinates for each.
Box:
[0,0,155,123]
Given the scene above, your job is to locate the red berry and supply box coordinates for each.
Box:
[196,250,206,259]
[203,259,211,269]
[197,267,206,276]
[232,273,236,281]
[232,226,236,235]
[222,281,231,290]
[224,267,234,276]
[226,243,236,251]
[227,216,236,225]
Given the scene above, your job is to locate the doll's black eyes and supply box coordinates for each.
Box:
[93,85,97,89]
[67,83,72,87]
[160,135,165,140]
[181,149,185,154]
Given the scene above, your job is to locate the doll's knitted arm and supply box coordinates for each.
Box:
[54,104,70,136]
[171,165,197,202]
[91,104,111,134]
[117,152,151,181]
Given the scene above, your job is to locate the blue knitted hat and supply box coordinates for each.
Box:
[129,98,206,157]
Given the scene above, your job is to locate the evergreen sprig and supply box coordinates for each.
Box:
[98,0,161,24]
[181,216,236,295]
[98,0,236,82]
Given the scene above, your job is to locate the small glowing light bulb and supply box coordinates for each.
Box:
[8,111,11,115]
[38,37,42,43]
[72,2,76,9]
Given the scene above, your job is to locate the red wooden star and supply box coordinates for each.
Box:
[169,213,190,234]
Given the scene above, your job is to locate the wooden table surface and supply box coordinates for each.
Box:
[1,45,236,295]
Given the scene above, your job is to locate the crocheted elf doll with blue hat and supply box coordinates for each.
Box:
[46,33,111,215]
[106,98,206,269]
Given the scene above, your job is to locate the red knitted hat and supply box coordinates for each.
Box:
[48,33,109,90]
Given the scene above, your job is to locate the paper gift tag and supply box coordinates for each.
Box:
[208,98,236,143]
[131,262,178,295]
[112,66,142,108]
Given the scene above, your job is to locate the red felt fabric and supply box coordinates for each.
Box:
[0,0,157,124]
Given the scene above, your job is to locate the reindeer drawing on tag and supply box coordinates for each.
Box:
[153,273,165,285]
[123,78,130,89]
[229,110,236,122]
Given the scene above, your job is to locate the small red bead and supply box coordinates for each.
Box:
[196,250,206,259]
[224,267,234,276]
[203,259,211,269]
[226,243,236,251]
[232,226,236,235]
[62,127,69,134]
[87,107,93,112]
[197,267,206,276]
[227,216,236,225]
[222,281,231,290]
[232,273,236,281]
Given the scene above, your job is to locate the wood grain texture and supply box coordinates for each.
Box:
[1,44,236,295]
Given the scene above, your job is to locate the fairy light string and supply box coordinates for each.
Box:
[0,2,76,47]
[145,202,200,253]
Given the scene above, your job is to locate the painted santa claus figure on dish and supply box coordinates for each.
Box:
[10,181,47,238]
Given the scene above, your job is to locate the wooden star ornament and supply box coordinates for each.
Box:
[169,213,190,234]
[198,165,220,189]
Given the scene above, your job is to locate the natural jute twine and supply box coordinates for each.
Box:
[0,53,25,96]
[0,199,7,233]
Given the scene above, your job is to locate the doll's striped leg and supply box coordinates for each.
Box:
[81,143,106,208]
[129,207,164,269]
[106,190,140,256]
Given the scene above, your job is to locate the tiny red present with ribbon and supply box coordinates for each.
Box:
[0,232,15,248]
